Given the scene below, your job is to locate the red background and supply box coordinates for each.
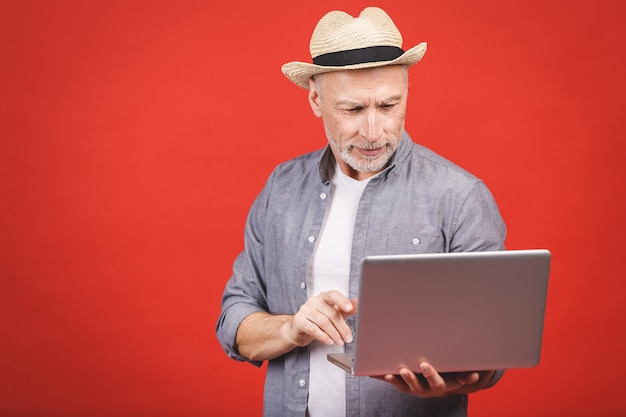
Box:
[1,1,625,416]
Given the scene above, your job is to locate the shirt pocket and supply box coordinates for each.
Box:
[384,229,446,255]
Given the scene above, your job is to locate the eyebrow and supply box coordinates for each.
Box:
[335,99,364,107]
[379,94,403,105]
[336,94,403,108]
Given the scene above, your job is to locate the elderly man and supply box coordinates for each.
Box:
[216,7,506,416]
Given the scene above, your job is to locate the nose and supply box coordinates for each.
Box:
[360,109,382,142]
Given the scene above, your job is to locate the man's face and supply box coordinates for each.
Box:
[308,65,408,180]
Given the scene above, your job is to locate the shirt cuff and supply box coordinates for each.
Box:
[484,369,506,389]
[217,302,265,366]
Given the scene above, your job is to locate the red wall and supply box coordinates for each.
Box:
[1,1,625,416]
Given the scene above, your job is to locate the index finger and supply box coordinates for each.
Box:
[320,290,355,314]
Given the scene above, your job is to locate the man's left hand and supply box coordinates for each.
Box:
[373,362,494,397]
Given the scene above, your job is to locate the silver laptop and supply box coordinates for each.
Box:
[327,249,551,375]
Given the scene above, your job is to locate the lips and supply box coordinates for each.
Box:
[355,146,385,158]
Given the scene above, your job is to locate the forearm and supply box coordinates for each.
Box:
[235,311,299,362]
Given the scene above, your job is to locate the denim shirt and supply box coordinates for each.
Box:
[216,131,506,417]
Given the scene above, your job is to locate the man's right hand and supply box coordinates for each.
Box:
[289,290,357,347]
[236,290,357,362]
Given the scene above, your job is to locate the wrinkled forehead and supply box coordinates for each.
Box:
[312,66,408,99]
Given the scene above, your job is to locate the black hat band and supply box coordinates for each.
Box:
[312,46,404,67]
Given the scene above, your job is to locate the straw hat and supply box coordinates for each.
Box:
[281,7,427,89]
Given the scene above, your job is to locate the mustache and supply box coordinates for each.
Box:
[348,141,387,150]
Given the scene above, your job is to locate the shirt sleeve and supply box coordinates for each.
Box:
[449,180,507,252]
[215,172,275,366]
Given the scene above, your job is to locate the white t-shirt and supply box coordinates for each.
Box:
[306,164,373,417]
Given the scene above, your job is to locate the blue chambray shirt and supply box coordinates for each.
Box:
[216,131,506,417]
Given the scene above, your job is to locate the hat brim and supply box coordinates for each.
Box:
[281,42,427,89]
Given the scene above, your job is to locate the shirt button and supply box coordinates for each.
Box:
[411,238,420,245]
[300,282,306,289]
[307,236,316,243]
[320,192,327,200]
[299,379,307,387]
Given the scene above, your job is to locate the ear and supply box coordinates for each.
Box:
[308,78,323,118]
